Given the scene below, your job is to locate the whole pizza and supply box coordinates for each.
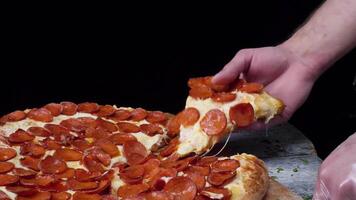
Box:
[0,76,284,200]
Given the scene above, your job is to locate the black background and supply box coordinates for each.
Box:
[2,1,356,158]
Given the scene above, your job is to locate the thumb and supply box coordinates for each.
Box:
[212,49,254,85]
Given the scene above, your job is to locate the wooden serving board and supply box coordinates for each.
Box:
[213,123,321,199]
[264,179,302,200]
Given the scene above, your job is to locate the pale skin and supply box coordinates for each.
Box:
[212,0,356,199]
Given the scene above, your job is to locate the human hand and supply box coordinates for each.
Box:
[213,45,321,129]
[313,132,356,200]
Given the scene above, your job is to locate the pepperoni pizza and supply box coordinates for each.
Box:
[0,77,284,200]
[166,76,284,156]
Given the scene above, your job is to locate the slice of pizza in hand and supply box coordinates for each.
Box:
[165,76,285,157]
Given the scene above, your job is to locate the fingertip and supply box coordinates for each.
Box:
[212,72,224,85]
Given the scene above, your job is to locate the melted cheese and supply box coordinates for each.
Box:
[132,132,163,150]
[177,91,282,156]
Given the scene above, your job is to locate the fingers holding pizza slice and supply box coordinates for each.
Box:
[165,76,284,157]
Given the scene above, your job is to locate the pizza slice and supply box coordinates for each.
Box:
[165,76,284,157]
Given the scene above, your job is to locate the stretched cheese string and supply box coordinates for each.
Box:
[213,131,232,157]
[199,131,233,157]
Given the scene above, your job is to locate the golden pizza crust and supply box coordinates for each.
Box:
[264,179,303,200]
[225,153,269,200]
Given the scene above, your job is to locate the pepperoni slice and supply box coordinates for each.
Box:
[54,148,83,161]
[77,102,100,113]
[95,105,116,117]
[44,124,70,136]
[60,102,78,116]
[184,165,210,176]
[84,179,110,194]
[51,192,71,200]
[164,177,197,200]
[71,139,93,151]
[39,181,68,192]
[110,109,131,122]
[239,82,264,93]
[20,156,40,171]
[140,123,163,136]
[200,187,232,199]
[141,191,174,200]
[189,77,229,92]
[20,143,45,158]
[89,148,111,167]
[5,185,37,196]
[195,156,218,167]
[207,171,236,186]
[6,110,27,122]
[117,122,140,133]
[229,78,246,91]
[83,155,105,173]
[117,183,150,199]
[60,118,87,133]
[212,92,237,103]
[146,111,168,124]
[0,174,19,186]
[189,85,214,100]
[44,103,63,116]
[161,156,196,172]
[68,179,98,191]
[27,127,51,137]
[0,148,17,161]
[40,156,67,174]
[177,107,200,127]
[16,191,51,200]
[95,139,120,157]
[41,138,61,150]
[120,165,145,184]
[130,108,148,121]
[142,158,160,179]
[13,168,37,177]
[9,129,35,143]
[184,172,205,191]
[72,192,101,200]
[211,159,240,173]
[188,77,211,89]
[55,168,75,180]
[200,109,227,135]
[229,103,254,127]
[123,140,148,165]
[85,127,110,139]
[27,108,53,122]
[166,116,180,138]
[20,175,55,187]
[110,133,137,145]
[74,169,101,182]
[159,138,179,157]
[0,162,14,173]
[96,118,118,132]
[77,117,98,129]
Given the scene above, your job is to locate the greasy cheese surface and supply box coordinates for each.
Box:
[177,91,283,156]
[0,107,168,199]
